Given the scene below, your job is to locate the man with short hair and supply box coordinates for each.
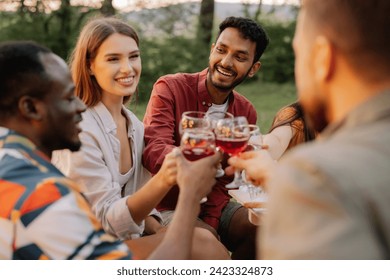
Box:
[0,41,220,260]
[143,16,269,259]
[228,0,390,259]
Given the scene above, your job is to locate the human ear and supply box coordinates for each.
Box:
[313,36,334,82]
[248,61,261,77]
[18,96,43,121]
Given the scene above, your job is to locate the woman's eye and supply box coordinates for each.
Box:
[130,54,140,60]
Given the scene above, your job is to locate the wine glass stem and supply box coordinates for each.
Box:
[233,170,242,182]
[226,169,245,189]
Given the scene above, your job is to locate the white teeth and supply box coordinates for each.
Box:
[117,77,133,83]
[217,68,233,77]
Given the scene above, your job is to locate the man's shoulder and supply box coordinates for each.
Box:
[232,91,253,103]
[1,163,74,214]
[231,91,256,109]
[157,71,201,84]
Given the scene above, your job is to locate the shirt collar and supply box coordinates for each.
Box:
[0,127,50,162]
[91,102,134,136]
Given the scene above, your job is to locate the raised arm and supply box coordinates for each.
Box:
[263,125,294,160]
[148,149,220,260]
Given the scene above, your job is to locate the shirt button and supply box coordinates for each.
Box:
[202,101,206,105]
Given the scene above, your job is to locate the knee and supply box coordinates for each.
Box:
[193,227,218,243]
[192,228,231,260]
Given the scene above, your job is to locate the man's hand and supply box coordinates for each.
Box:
[226,150,277,187]
[175,148,220,201]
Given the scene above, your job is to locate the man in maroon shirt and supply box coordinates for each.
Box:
[143,16,269,259]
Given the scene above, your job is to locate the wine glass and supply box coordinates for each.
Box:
[246,124,263,151]
[178,111,210,136]
[205,111,234,177]
[215,116,250,189]
[239,124,265,198]
[180,129,216,203]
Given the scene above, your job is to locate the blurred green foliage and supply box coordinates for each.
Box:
[0,2,296,104]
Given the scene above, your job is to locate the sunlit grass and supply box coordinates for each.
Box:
[237,81,297,131]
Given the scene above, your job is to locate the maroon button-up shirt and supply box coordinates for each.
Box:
[143,68,257,229]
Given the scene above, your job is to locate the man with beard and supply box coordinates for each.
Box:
[143,16,269,259]
[0,41,221,260]
[228,0,390,259]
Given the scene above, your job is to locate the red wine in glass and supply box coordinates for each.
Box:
[215,138,248,156]
[182,147,215,161]
[214,118,250,189]
[180,129,215,203]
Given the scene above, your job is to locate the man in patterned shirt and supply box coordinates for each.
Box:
[0,41,220,260]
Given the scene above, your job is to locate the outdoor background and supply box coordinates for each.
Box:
[0,0,298,131]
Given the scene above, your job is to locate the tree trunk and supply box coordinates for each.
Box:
[100,0,116,16]
[195,0,214,65]
[254,0,263,22]
[197,0,214,46]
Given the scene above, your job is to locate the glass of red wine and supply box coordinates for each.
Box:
[205,111,234,177]
[179,111,210,136]
[180,129,216,203]
[215,116,250,189]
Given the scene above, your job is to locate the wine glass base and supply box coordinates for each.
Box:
[225,179,247,189]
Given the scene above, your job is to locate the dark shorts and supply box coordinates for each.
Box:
[218,201,242,244]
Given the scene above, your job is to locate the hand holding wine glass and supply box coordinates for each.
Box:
[175,146,220,207]
[180,129,216,203]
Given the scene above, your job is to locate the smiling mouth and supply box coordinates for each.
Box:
[216,66,235,77]
[116,76,134,84]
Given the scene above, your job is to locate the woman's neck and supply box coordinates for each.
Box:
[101,94,124,120]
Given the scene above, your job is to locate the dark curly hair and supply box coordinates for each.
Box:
[217,16,269,63]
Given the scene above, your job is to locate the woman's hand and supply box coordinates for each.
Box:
[154,149,178,189]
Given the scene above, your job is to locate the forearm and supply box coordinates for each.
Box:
[126,173,171,224]
[263,126,293,160]
[148,190,200,260]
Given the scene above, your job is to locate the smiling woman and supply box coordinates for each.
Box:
[52,17,161,241]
